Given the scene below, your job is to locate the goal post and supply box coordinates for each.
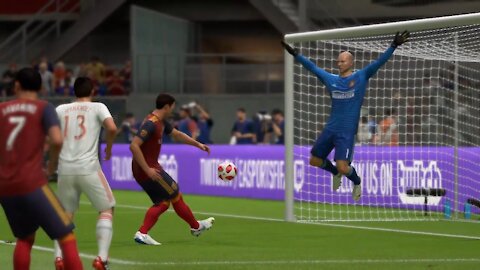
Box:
[284,12,480,222]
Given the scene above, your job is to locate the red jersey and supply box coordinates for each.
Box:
[0,99,60,196]
[132,114,173,181]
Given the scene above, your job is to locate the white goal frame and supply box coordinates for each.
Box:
[284,12,480,222]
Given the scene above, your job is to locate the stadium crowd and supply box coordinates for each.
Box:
[0,56,131,97]
[117,104,285,145]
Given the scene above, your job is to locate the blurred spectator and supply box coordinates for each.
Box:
[231,108,256,144]
[357,116,373,145]
[34,56,54,72]
[375,108,399,146]
[120,60,132,92]
[271,109,285,144]
[119,113,140,143]
[85,56,106,83]
[1,62,17,96]
[192,102,213,144]
[87,70,107,96]
[53,61,66,91]
[106,69,126,95]
[367,113,377,139]
[178,105,199,140]
[253,111,273,144]
[74,62,88,78]
[55,69,76,96]
[39,62,53,96]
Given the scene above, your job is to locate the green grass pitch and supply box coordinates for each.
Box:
[1,187,480,270]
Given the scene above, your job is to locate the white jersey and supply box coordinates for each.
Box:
[56,102,112,175]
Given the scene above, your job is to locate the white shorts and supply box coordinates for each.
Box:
[57,170,116,213]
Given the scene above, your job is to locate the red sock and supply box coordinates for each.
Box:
[14,235,34,270]
[59,233,83,270]
[139,202,170,234]
[172,194,199,229]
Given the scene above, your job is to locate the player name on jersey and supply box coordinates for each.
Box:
[2,103,38,116]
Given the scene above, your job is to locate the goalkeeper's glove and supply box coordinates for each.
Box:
[281,40,298,56]
[391,30,410,48]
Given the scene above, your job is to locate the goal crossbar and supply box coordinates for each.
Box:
[285,12,480,42]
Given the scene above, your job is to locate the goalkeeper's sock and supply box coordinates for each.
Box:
[320,159,339,175]
[346,166,361,185]
[139,202,170,234]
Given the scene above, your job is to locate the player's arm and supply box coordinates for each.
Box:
[281,41,330,84]
[43,103,62,177]
[102,118,117,160]
[129,121,163,181]
[170,128,210,154]
[363,31,409,78]
[98,104,118,160]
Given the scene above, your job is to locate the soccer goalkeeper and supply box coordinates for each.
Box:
[282,31,409,201]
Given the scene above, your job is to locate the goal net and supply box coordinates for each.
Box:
[284,13,480,221]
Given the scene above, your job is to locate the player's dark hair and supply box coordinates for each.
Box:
[156,94,176,109]
[74,77,94,98]
[15,67,42,92]
[237,108,246,113]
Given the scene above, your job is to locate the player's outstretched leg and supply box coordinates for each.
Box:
[191,217,215,237]
[337,161,362,201]
[310,156,342,191]
[93,210,114,269]
[134,201,169,245]
[347,167,362,201]
[171,193,215,237]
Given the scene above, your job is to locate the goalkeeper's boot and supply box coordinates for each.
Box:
[54,257,64,270]
[332,173,342,191]
[352,184,362,201]
[191,217,215,237]
[92,256,110,270]
[134,231,161,245]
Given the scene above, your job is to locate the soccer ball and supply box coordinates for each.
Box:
[218,161,237,181]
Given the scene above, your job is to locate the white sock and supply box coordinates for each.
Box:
[53,240,62,258]
[96,212,113,262]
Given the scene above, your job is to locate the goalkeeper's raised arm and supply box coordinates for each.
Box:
[281,31,409,202]
[363,30,410,78]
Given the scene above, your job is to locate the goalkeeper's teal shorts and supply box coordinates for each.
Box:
[310,129,355,162]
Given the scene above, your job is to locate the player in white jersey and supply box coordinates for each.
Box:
[53,77,117,270]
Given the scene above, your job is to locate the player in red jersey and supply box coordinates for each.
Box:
[131,93,214,245]
[0,68,83,270]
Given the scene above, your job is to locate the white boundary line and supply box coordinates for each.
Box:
[1,240,479,266]
[97,202,480,240]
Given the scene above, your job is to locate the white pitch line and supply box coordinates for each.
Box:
[0,241,479,266]
[0,240,139,265]
[85,202,480,240]
[1,241,479,266]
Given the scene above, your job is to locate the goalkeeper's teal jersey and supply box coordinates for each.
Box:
[295,46,395,134]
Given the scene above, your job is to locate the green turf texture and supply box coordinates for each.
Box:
[1,187,480,270]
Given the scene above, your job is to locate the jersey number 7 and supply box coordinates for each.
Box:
[6,116,26,151]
